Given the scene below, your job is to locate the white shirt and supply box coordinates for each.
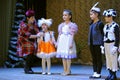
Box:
[103,21,118,41]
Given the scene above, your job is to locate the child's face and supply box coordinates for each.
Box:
[62,11,71,21]
[104,16,112,23]
[42,23,48,31]
[90,11,98,20]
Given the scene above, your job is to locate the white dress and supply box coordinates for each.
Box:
[56,24,77,59]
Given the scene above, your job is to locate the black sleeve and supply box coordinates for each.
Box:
[114,25,119,47]
[99,22,104,46]
[99,22,104,35]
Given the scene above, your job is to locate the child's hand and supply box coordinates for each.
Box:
[69,44,73,49]
[37,32,44,38]
[37,33,40,37]
[49,40,54,45]
[111,46,117,55]
[100,46,104,54]
[54,42,57,47]
[29,35,37,38]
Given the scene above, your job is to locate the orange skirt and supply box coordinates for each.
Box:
[37,40,56,58]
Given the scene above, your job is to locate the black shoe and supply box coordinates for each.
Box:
[105,75,112,80]
[110,73,117,80]
[105,70,113,80]
[24,69,34,74]
[25,70,34,74]
[24,68,34,74]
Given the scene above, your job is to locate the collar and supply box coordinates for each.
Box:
[107,21,115,27]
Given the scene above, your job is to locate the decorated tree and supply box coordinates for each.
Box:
[5,0,25,68]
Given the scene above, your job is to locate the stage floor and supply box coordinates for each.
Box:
[0,64,120,80]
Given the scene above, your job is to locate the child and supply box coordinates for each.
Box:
[37,18,56,75]
[88,2,104,78]
[56,9,78,75]
[103,9,119,80]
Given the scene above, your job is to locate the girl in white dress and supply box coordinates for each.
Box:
[56,9,78,75]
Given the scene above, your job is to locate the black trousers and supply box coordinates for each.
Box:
[90,45,102,74]
[25,54,40,69]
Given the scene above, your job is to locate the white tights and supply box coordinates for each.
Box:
[42,58,51,73]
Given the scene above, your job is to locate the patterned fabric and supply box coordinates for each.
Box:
[17,22,39,57]
[103,21,119,47]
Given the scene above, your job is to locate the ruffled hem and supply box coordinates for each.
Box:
[37,52,56,58]
[107,67,119,72]
[56,53,76,59]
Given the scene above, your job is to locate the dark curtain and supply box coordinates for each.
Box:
[5,0,46,68]
[24,0,46,20]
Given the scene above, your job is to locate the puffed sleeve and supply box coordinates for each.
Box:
[70,23,78,35]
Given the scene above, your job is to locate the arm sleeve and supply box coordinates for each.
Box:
[99,22,104,34]
[22,26,31,37]
[70,23,78,35]
[99,22,104,46]
[19,22,31,37]
[114,25,119,47]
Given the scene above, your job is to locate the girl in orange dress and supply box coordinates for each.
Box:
[37,18,56,75]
